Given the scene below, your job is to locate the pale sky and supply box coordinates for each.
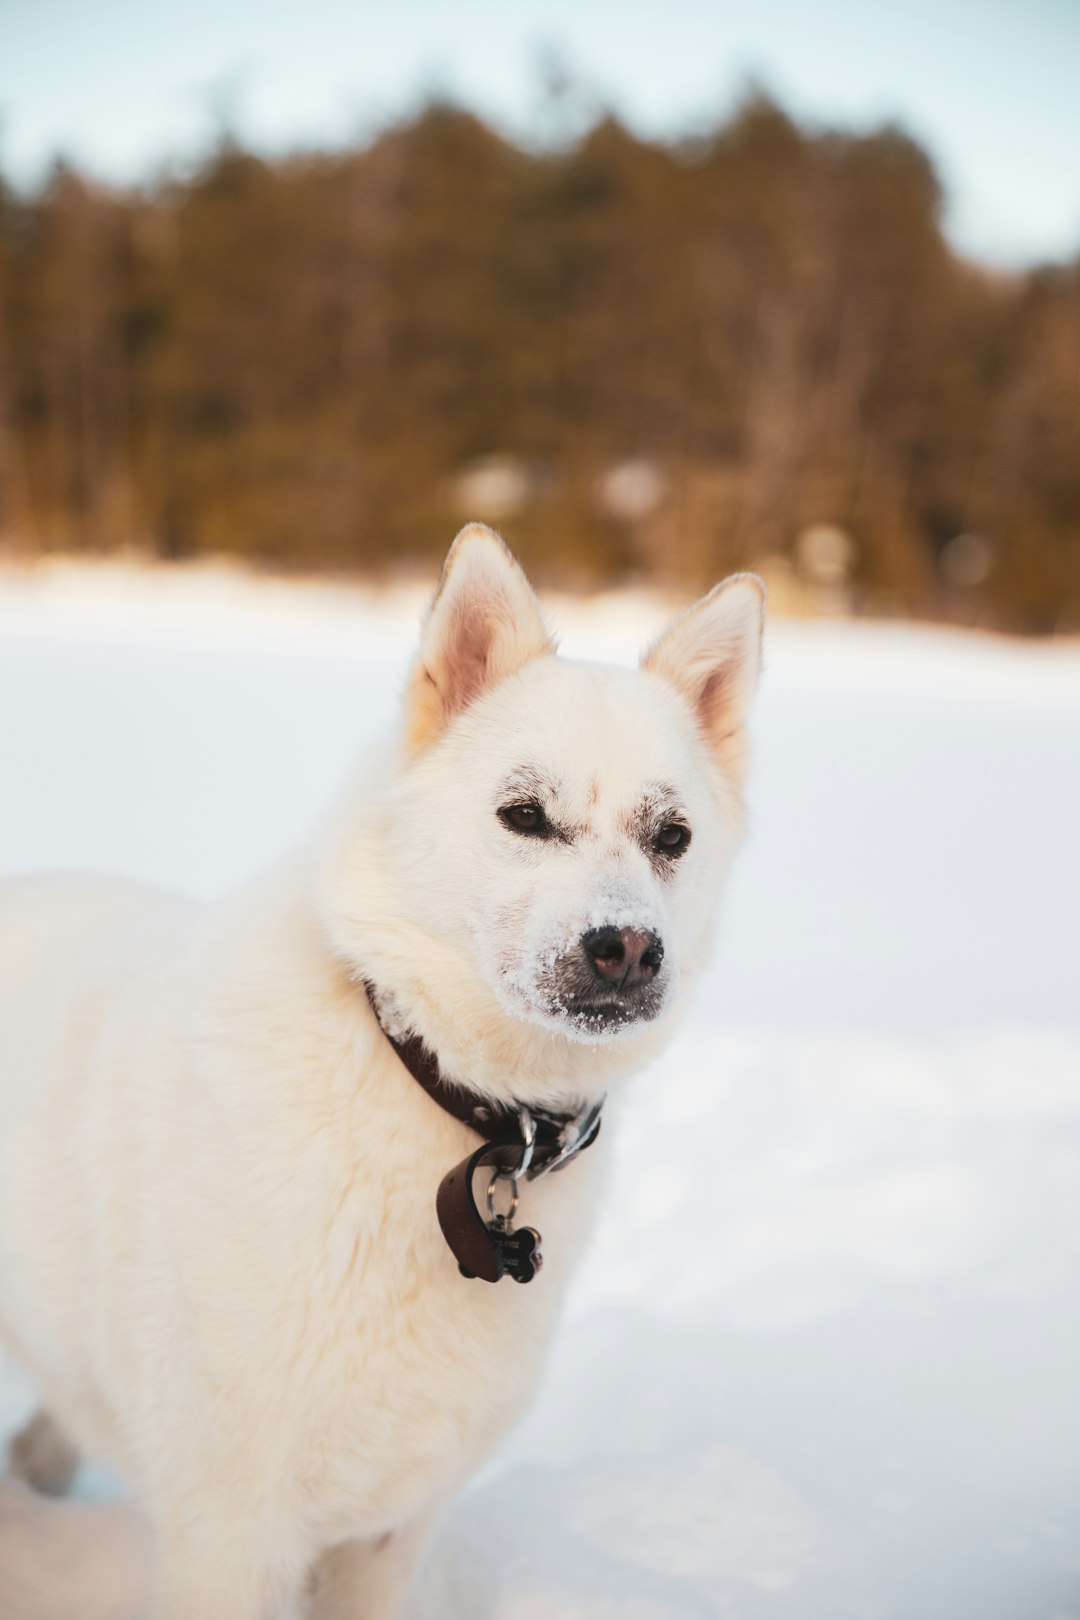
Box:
[2,0,1078,267]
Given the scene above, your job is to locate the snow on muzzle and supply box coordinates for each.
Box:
[495,884,673,1041]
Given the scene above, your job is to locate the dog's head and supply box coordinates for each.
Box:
[322,525,763,1073]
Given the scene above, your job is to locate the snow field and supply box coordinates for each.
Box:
[1,562,1078,1618]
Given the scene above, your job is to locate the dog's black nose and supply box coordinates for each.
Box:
[582,926,664,988]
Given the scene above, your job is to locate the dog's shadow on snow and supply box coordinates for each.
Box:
[409,1301,1080,1620]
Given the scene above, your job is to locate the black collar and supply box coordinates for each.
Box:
[364,980,603,1283]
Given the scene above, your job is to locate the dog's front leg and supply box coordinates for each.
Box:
[307,1515,434,1620]
[148,1491,309,1620]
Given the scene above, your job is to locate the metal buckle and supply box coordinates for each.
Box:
[526,1096,604,1179]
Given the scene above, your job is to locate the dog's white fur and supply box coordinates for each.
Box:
[0,527,763,1619]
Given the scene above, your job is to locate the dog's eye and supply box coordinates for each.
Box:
[654,823,691,857]
[499,802,549,837]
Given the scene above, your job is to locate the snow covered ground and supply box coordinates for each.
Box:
[1,560,1079,1619]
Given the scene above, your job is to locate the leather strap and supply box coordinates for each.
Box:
[363,984,523,1140]
[436,1139,526,1283]
[364,981,602,1281]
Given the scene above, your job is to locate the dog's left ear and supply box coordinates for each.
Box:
[642,573,765,780]
[406,524,556,753]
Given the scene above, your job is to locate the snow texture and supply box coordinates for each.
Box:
[1,562,1079,1620]
[490,879,669,1040]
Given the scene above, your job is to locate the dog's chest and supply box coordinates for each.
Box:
[290,1142,599,1539]
[309,1285,548,1535]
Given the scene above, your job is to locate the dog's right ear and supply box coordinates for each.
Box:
[405,524,556,753]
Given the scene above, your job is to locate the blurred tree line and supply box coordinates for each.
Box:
[0,95,1077,630]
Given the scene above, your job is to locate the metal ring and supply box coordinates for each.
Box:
[486,1170,519,1227]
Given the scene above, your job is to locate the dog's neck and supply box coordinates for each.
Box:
[364,978,524,1130]
[363,978,599,1142]
[355,953,671,1116]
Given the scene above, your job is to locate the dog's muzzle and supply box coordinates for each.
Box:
[540,923,667,1034]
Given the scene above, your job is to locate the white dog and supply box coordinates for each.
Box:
[0,526,763,1619]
